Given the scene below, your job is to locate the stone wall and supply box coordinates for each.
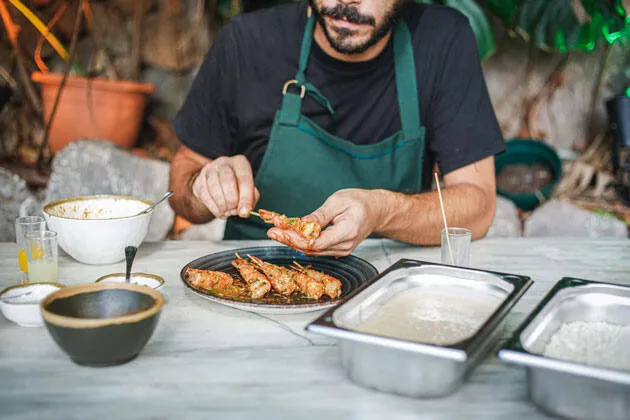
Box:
[483,34,630,152]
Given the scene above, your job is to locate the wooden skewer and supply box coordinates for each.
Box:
[434,172,454,265]
[293,261,316,272]
[250,211,260,217]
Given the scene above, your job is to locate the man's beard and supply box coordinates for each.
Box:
[309,0,405,55]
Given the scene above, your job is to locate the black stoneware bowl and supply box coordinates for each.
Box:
[40,283,164,366]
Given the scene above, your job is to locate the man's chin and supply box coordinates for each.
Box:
[326,31,373,53]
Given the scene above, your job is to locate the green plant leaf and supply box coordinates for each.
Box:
[484,0,518,24]
[593,209,628,225]
[69,61,85,76]
[487,0,630,52]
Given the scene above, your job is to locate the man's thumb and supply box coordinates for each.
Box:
[304,197,337,227]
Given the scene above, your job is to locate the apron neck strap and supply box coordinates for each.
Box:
[296,13,316,84]
[280,12,422,138]
[280,13,335,120]
[393,19,422,140]
[297,14,336,116]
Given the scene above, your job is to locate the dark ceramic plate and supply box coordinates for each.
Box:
[180,246,378,314]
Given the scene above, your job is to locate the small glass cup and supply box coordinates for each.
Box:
[15,216,46,283]
[441,227,472,267]
[25,230,58,284]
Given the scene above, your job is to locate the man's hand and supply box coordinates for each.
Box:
[192,155,260,219]
[267,189,385,257]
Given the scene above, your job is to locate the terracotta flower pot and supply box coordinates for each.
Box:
[31,72,155,153]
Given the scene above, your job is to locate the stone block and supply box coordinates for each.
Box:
[0,168,41,242]
[524,199,628,238]
[45,140,174,241]
[486,196,522,237]
[180,219,226,242]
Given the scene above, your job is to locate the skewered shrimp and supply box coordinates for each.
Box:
[293,262,342,299]
[247,254,297,295]
[285,267,324,299]
[252,209,321,242]
[185,267,238,295]
[232,253,271,299]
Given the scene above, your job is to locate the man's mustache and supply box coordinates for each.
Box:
[321,4,375,26]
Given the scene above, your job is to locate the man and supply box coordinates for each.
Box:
[169,0,504,256]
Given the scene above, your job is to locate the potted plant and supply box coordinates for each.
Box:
[30,72,155,153]
[0,0,155,154]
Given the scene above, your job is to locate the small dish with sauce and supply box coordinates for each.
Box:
[0,282,65,327]
[95,272,164,290]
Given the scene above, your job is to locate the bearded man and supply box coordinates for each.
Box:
[168,0,505,256]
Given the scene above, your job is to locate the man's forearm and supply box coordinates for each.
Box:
[168,150,215,224]
[373,184,496,246]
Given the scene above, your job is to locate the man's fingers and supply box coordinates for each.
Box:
[192,169,222,218]
[204,166,229,217]
[267,228,307,249]
[253,187,261,207]
[304,196,342,227]
[307,218,356,251]
[267,227,355,257]
[268,221,355,253]
[219,162,241,216]
[191,156,258,219]
[301,242,355,257]
[231,155,256,217]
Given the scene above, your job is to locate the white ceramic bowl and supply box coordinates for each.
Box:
[43,195,152,265]
[95,272,164,290]
[0,283,64,327]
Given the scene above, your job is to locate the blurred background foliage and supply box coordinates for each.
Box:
[217,0,630,61]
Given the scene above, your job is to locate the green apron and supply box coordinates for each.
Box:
[224,14,426,239]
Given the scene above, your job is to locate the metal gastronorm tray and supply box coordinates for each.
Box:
[306,259,532,398]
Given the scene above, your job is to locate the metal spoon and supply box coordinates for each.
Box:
[125,246,137,283]
[138,191,174,215]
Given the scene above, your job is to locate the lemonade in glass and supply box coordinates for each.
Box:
[14,216,46,283]
[25,230,58,283]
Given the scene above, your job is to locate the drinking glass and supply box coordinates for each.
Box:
[25,230,58,284]
[441,228,472,267]
[15,216,46,283]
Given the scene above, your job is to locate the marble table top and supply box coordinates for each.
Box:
[1,237,629,420]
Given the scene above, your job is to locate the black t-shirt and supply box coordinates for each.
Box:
[173,1,505,190]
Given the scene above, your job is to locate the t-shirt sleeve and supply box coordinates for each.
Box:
[172,22,238,159]
[426,19,505,175]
